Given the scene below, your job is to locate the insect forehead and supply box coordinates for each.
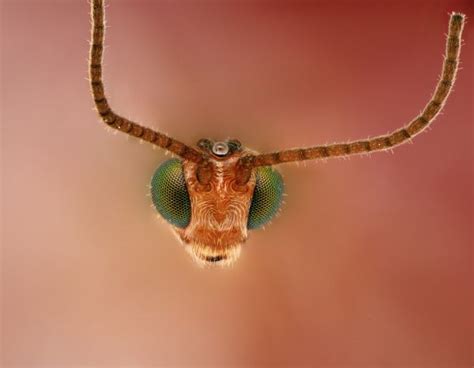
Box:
[212,142,229,156]
[197,138,242,157]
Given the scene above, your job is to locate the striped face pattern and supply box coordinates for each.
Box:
[150,144,284,266]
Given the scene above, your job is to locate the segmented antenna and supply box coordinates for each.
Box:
[240,12,465,168]
[89,0,203,163]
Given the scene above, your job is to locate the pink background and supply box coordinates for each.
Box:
[1,0,473,366]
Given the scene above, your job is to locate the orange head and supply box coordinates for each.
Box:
[150,139,284,266]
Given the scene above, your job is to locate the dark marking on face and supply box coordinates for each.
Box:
[204,255,226,263]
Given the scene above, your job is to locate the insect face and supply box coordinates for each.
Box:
[151,144,284,266]
[91,0,465,266]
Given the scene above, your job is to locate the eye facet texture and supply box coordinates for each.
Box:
[151,159,191,228]
[248,167,284,229]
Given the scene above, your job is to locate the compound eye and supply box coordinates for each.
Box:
[150,159,191,228]
[227,139,242,152]
[212,142,229,157]
[197,139,213,151]
[247,167,284,230]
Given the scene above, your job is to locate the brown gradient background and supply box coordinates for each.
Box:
[1,0,473,366]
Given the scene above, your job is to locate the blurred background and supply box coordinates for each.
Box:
[1,0,473,366]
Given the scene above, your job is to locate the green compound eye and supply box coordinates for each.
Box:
[151,159,191,228]
[247,167,284,230]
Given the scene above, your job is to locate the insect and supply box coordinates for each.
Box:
[89,0,465,266]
